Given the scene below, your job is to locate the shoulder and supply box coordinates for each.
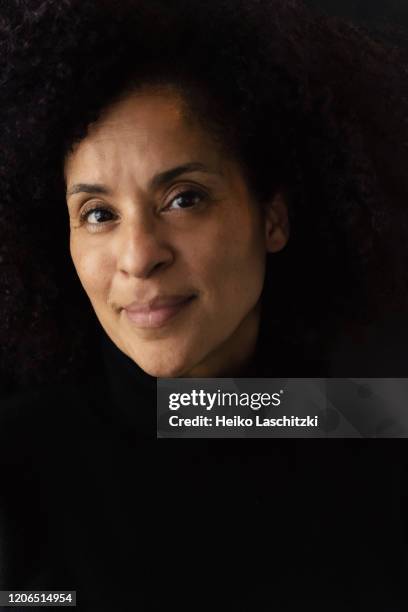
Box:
[0,377,113,460]
[0,383,75,437]
[329,312,408,377]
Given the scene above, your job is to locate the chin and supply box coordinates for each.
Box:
[123,334,206,378]
[132,351,193,379]
[138,363,188,379]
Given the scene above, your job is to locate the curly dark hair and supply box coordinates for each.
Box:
[0,0,407,387]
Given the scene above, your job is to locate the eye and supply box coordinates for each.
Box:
[81,206,116,225]
[166,190,205,211]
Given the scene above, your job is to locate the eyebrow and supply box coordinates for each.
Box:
[66,162,219,198]
[148,162,218,190]
[66,183,111,197]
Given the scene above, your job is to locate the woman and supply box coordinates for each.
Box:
[1,0,408,391]
[0,1,407,610]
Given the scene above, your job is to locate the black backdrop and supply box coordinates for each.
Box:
[304,0,408,26]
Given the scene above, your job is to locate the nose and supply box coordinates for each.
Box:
[116,214,174,279]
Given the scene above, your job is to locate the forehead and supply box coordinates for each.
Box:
[64,87,223,185]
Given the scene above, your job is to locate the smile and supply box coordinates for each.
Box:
[123,295,196,329]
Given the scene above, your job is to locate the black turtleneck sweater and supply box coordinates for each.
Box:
[0,332,407,611]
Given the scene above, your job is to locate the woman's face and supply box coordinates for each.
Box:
[65,87,288,377]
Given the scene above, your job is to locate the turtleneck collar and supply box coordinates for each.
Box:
[99,331,156,436]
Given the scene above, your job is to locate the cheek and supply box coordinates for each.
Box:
[70,236,113,304]
[186,210,266,301]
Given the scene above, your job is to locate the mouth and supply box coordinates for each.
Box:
[123,294,197,329]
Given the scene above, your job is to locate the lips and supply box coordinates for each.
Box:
[123,294,196,328]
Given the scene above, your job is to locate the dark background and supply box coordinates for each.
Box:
[304,0,408,26]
